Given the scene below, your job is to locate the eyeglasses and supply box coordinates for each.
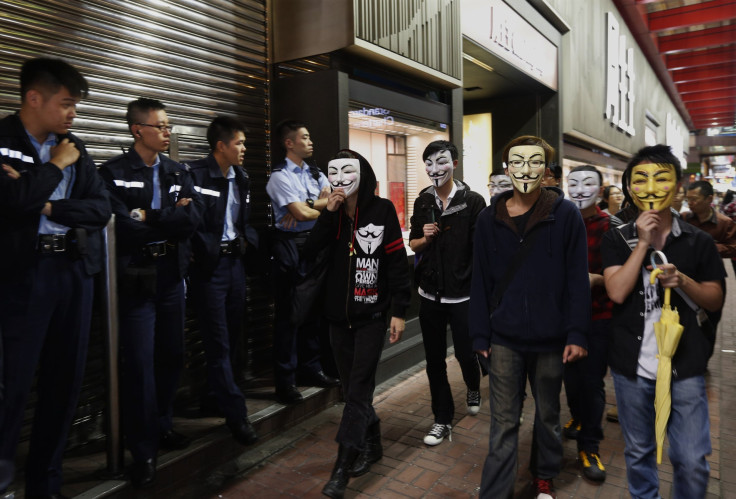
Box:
[136,123,173,132]
[508,159,545,169]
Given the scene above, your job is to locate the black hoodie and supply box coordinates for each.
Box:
[303,150,411,328]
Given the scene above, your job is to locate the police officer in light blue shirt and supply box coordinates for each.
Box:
[188,116,259,447]
[265,120,339,405]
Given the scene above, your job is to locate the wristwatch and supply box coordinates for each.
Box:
[130,208,143,221]
[306,198,315,209]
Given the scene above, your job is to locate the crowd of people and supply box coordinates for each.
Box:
[0,57,729,499]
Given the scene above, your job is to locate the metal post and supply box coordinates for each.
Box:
[103,214,123,474]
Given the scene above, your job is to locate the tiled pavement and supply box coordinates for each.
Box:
[214,269,736,498]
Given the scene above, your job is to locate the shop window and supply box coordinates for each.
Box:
[348,103,449,241]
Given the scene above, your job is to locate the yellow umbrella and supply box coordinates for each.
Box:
[649,251,685,464]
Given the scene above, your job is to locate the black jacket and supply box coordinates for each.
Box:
[99,148,202,278]
[303,151,411,327]
[187,154,259,279]
[409,180,486,299]
[601,217,726,379]
[0,113,111,277]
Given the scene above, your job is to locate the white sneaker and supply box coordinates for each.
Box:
[423,423,452,446]
[466,390,481,415]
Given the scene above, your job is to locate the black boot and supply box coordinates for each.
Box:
[322,445,359,498]
[350,421,383,477]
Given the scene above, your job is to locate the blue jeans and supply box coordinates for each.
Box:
[480,343,564,499]
[611,370,710,499]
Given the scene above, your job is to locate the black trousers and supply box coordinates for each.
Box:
[563,319,610,453]
[0,255,93,496]
[272,258,322,389]
[419,297,480,424]
[330,320,385,451]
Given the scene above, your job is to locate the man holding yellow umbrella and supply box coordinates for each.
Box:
[601,145,725,499]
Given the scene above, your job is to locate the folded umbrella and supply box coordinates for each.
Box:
[649,251,685,464]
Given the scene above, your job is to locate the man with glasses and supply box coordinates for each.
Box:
[0,57,111,499]
[99,98,203,488]
[470,135,590,499]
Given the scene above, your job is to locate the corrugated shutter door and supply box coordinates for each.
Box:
[0,0,271,447]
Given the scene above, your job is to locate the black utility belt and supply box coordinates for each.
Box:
[38,233,70,254]
[142,241,175,259]
[38,229,88,259]
[220,238,245,256]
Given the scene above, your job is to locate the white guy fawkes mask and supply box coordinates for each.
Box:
[355,223,384,255]
[489,174,513,197]
[328,158,361,198]
[425,150,455,188]
[506,145,546,194]
[567,170,601,210]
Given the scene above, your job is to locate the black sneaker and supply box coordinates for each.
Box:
[562,418,581,439]
[579,450,606,481]
[466,390,481,415]
[423,423,452,446]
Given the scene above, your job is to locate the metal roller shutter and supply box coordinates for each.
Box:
[0,0,271,447]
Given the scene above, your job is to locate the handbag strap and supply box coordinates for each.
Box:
[489,226,544,314]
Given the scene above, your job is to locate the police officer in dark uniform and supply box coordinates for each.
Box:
[99,98,202,489]
[187,116,258,445]
[0,58,111,498]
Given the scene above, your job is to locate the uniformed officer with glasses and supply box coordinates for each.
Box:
[99,98,203,489]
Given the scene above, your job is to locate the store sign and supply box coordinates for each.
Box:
[605,12,636,136]
[461,0,558,90]
[349,107,395,129]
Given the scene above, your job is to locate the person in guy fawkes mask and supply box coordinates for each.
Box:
[601,145,725,499]
[469,135,590,499]
[303,149,410,499]
[409,140,486,447]
[562,165,613,482]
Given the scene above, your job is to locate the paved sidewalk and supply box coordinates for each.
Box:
[214,270,736,498]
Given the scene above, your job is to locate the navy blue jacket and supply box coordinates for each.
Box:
[469,187,591,352]
[99,148,202,277]
[186,154,259,279]
[0,113,111,277]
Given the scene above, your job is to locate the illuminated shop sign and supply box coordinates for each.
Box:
[349,107,395,129]
[605,12,636,136]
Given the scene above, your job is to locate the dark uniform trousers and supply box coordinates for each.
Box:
[118,254,185,462]
[100,149,201,464]
[272,253,322,389]
[0,255,93,495]
[190,255,247,423]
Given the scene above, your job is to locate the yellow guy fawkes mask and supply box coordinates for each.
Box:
[629,162,678,211]
[506,145,546,194]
